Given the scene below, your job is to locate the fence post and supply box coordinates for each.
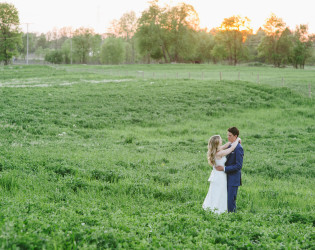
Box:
[309,84,312,98]
[282,77,284,87]
[220,72,222,81]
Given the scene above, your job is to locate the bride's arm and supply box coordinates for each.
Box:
[216,138,240,157]
[219,142,232,150]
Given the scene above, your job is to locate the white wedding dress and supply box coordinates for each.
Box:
[202,156,227,214]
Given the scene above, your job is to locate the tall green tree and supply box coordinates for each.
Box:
[109,11,138,41]
[61,39,71,64]
[244,27,266,62]
[0,3,22,65]
[108,11,138,63]
[258,14,292,67]
[136,1,200,63]
[291,24,314,69]
[136,1,164,63]
[36,33,48,49]
[166,3,200,62]
[194,30,215,63]
[72,27,94,64]
[211,43,227,64]
[276,28,293,66]
[89,34,102,64]
[216,15,252,65]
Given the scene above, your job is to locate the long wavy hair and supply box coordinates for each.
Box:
[207,135,221,166]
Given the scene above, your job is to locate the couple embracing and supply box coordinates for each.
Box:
[202,127,244,214]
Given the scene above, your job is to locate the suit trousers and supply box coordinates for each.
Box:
[227,186,238,213]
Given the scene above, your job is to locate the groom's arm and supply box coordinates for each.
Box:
[224,146,244,173]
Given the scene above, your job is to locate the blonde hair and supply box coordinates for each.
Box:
[207,135,221,166]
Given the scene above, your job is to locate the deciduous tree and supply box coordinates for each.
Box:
[72,27,94,64]
[0,3,22,65]
[194,30,215,63]
[166,3,200,62]
[100,37,125,64]
[108,11,138,63]
[291,24,314,69]
[136,1,200,63]
[136,1,164,63]
[258,14,292,67]
[244,28,266,61]
[217,15,252,65]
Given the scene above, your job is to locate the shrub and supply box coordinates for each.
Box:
[44,50,63,64]
[100,37,125,64]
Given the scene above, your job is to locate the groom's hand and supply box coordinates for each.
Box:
[215,165,224,171]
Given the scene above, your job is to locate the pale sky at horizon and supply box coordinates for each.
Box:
[2,0,315,34]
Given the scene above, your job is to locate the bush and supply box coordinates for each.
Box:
[100,37,125,64]
[44,50,63,64]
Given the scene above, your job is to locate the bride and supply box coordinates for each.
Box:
[202,135,241,214]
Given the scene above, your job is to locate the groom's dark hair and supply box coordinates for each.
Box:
[228,127,239,137]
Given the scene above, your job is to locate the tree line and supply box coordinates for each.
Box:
[1,1,315,68]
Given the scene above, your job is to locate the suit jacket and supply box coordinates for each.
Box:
[225,143,244,186]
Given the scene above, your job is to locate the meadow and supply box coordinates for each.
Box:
[0,64,314,249]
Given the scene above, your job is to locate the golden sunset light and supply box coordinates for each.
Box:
[3,0,315,34]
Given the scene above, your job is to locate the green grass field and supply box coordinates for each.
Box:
[59,64,315,96]
[0,64,314,248]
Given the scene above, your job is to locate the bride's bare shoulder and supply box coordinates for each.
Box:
[215,152,222,160]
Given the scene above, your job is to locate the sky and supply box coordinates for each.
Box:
[2,0,315,34]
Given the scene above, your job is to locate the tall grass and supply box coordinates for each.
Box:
[0,64,314,248]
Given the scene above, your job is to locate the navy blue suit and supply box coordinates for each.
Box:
[225,143,244,212]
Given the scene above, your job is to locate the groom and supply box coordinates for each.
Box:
[216,127,244,213]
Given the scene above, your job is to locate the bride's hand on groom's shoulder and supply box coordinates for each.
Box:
[238,138,241,144]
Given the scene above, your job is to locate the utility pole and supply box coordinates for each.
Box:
[26,23,29,64]
[24,23,32,65]
[70,32,73,64]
